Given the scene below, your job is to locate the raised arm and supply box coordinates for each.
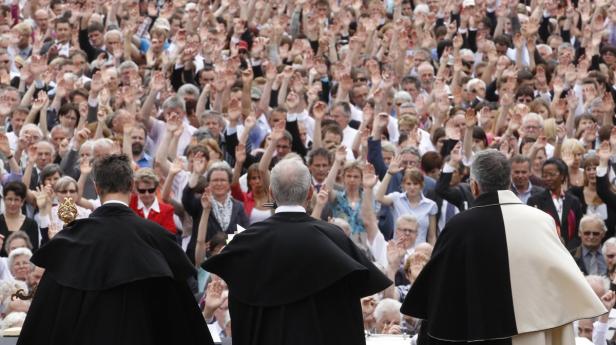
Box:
[376,155,403,207]
[195,187,211,266]
[361,163,379,244]
[323,145,346,202]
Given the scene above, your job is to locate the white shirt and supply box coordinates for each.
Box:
[342,126,358,160]
[137,197,160,219]
[103,199,129,207]
[274,205,306,214]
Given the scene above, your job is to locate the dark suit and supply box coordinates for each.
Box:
[527,189,583,250]
[435,172,474,211]
[202,212,391,345]
[181,185,249,264]
[17,203,213,345]
[596,173,616,239]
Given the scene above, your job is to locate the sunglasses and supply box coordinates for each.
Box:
[607,254,616,259]
[582,231,602,237]
[137,187,156,194]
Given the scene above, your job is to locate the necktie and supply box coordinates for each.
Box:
[589,252,599,275]
[315,184,322,192]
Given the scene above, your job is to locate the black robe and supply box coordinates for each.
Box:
[202,212,392,345]
[17,204,214,345]
[402,190,604,345]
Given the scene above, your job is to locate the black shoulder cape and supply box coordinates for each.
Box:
[18,204,214,345]
[202,212,391,306]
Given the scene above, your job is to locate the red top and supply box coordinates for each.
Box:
[129,194,177,234]
[231,183,255,217]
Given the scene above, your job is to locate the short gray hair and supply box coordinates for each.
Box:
[603,237,616,256]
[270,158,311,206]
[374,298,402,323]
[8,247,32,271]
[162,95,186,113]
[580,214,607,233]
[470,149,511,193]
[205,161,233,183]
[178,84,200,98]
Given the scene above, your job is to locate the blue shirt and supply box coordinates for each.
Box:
[387,192,437,245]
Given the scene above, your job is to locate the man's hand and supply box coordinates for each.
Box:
[387,155,405,175]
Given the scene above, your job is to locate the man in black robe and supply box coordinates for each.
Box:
[18,154,214,345]
[202,157,391,345]
[402,150,605,345]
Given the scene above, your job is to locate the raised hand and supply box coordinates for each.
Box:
[465,108,476,128]
[204,276,227,311]
[598,141,611,166]
[312,101,327,121]
[362,163,378,189]
[192,152,207,175]
[387,155,405,175]
[201,186,212,210]
[80,157,92,175]
[169,158,185,175]
[315,187,329,206]
[335,145,347,163]
[270,121,286,143]
[235,143,246,163]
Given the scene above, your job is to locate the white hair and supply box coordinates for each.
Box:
[19,124,43,139]
[374,298,402,323]
[579,214,607,234]
[270,158,311,206]
[7,247,32,270]
[522,112,544,127]
[586,275,610,295]
[602,237,616,256]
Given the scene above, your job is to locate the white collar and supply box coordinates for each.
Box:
[138,197,160,213]
[274,205,306,214]
[103,199,129,207]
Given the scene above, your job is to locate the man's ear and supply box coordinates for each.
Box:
[470,179,480,198]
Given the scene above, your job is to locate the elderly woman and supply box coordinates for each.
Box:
[183,161,248,264]
[43,176,92,233]
[374,298,403,334]
[0,182,39,257]
[129,168,176,234]
[7,248,32,282]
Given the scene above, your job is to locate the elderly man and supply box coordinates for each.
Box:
[402,149,605,345]
[202,157,391,345]
[603,238,616,280]
[571,215,608,276]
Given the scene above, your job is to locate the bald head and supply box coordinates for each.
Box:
[270,158,312,206]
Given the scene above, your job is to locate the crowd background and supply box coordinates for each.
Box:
[0,0,614,342]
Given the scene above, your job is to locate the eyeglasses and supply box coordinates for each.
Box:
[397,228,417,235]
[277,144,290,149]
[606,254,616,259]
[137,187,156,194]
[58,189,77,194]
[354,77,368,82]
[582,231,603,237]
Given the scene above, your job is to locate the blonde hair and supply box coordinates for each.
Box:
[561,138,585,155]
[543,118,556,142]
[134,168,160,186]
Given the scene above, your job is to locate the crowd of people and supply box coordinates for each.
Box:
[0,0,614,342]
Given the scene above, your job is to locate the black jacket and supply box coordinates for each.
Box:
[202,212,391,345]
[17,204,213,345]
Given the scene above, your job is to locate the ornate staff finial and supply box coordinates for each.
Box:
[58,197,78,225]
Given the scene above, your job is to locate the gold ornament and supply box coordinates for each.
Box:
[58,197,78,225]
